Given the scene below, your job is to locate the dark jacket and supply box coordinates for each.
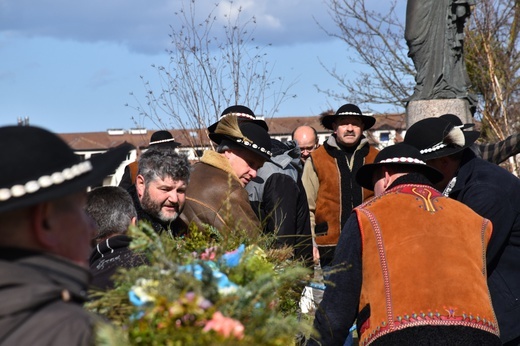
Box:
[449,149,520,343]
[128,185,186,236]
[89,235,148,290]
[246,140,313,264]
[0,250,96,345]
[180,150,261,237]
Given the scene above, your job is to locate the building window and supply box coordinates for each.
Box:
[380,132,390,142]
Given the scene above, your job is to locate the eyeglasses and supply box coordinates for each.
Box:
[300,145,317,153]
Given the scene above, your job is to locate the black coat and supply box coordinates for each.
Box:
[449,150,520,343]
[89,235,148,290]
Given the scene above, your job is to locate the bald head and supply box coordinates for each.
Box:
[292,125,319,163]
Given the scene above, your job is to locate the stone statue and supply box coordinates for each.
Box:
[405,0,477,113]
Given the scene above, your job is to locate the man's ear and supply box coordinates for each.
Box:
[135,175,146,198]
[30,202,57,250]
[383,167,394,190]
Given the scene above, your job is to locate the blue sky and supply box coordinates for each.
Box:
[0,0,405,134]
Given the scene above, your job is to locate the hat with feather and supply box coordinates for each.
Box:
[209,115,273,161]
[404,117,480,160]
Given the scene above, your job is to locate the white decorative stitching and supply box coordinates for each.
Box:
[0,161,93,202]
[420,142,447,154]
[338,111,362,116]
[379,157,426,165]
[149,138,177,145]
[235,138,272,157]
[220,112,255,120]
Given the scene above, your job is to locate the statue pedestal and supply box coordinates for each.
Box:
[406,99,473,127]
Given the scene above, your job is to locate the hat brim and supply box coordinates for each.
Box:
[209,133,273,162]
[0,143,133,214]
[320,115,376,131]
[419,130,480,161]
[356,162,444,191]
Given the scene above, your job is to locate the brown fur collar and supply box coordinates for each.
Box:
[200,150,242,186]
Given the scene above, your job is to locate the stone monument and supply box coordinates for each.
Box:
[405,0,476,126]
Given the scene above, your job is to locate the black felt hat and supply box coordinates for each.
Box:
[0,125,132,214]
[320,103,376,130]
[149,130,181,148]
[356,142,444,190]
[404,117,480,160]
[207,105,269,133]
[209,115,273,161]
[439,113,475,130]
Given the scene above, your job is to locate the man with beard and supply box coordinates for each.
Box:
[302,104,379,269]
[128,147,191,236]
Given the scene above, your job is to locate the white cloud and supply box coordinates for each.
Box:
[0,0,333,54]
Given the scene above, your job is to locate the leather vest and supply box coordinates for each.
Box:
[129,161,138,185]
[312,143,378,246]
[355,184,499,346]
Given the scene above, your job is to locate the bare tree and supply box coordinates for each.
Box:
[323,0,520,172]
[465,0,520,173]
[128,1,295,152]
[318,0,414,112]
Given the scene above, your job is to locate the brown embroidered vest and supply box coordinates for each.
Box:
[355,184,499,346]
[312,143,378,246]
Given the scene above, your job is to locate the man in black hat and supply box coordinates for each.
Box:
[119,130,181,190]
[181,114,272,238]
[0,125,131,345]
[302,104,379,268]
[404,117,520,345]
[308,143,501,346]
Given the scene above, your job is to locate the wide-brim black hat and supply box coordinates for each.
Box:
[320,103,376,131]
[0,125,132,214]
[356,142,444,190]
[207,105,269,133]
[209,115,273,161]
[149,130,181,148]
[404,117,480,160]
[439,113,475,130]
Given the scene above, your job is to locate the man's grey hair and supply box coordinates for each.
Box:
[138,147,191,185]
[216,140,242,154]
[86,186,137,241]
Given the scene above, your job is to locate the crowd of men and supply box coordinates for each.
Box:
[0,103,519,345]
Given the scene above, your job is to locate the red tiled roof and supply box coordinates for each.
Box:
[59,113,406,151]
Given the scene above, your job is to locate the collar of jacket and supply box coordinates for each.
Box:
[200,150,242,186]
[0,252,90,305]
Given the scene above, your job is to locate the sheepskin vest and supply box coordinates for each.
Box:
[312,141,378,246]
[355,184,499,346]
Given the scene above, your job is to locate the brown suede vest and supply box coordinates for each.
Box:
[355,184,499,346]
[129,161,138,185]
[312,144,378,246]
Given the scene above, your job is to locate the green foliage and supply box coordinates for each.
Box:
[87,221,313,345]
